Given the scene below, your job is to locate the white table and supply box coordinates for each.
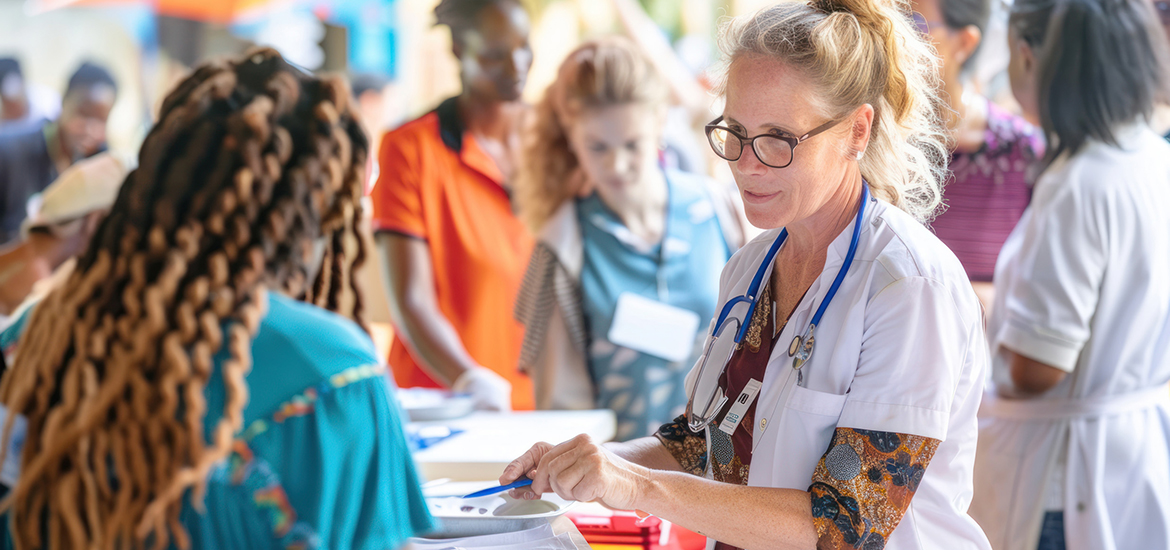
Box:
[410,410,617,482]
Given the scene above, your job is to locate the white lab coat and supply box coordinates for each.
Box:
[685,196,992,549]
[972,124,1170,550]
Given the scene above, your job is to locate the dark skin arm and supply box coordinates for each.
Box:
[1005,348,1067,395]
[376,232,480,386]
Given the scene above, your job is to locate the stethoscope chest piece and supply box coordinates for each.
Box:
[789,326,815,371]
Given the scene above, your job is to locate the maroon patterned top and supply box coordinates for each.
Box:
[931,100,1045,282]
[709,285,779,550]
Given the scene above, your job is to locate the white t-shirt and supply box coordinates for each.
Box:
[690,196,991,549]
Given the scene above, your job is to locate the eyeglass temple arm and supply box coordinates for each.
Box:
[799,118,844,142]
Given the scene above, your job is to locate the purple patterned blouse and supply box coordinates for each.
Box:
[932,100,1045,282]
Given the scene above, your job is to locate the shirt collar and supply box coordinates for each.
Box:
[435,97,464,153]
[434,96,505,185]
[42,122,66,176]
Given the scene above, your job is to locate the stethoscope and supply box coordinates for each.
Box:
[789,184,868,382]
[685,185,868,431]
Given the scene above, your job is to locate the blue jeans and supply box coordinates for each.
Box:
[1037,511,1066,550]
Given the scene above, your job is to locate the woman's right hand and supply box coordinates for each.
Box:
[500,441,555,488]
[500,435,650,511]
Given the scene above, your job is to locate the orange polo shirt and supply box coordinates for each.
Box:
[370,98,535,410]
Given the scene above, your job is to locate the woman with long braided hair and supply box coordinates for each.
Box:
[0,49,433,550]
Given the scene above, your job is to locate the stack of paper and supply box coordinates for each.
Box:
[406,524,577,550]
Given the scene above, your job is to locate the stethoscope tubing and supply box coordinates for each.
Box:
[688,184,869,430]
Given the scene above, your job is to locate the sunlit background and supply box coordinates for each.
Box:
[0,0,1016,158]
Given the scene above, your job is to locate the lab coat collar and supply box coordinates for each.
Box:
[825,190,878,266]
[536,201,583,278]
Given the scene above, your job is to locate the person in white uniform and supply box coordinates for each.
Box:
[969,1,1170,549]
[497,1,992,548]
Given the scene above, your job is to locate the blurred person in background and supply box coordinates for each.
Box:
[970,0,1170,548]
[351,72,393,166]
[371,0,535,411]
[609,0,713,176]
[0,49,432,550]
[0,61,117,245]
[0,153,127,331]
[912,0,1044,312]
[0,58,60,131]
[348,73,399,354]
[514,37,741,441]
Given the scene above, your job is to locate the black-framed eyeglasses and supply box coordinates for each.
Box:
[705,116,843,169]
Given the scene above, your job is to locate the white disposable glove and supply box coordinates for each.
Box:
[452,366,513,412]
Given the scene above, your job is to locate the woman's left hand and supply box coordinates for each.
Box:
[509,434,652,511]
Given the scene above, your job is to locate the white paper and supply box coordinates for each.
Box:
[607,293,701,362]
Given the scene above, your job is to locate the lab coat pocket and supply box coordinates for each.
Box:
[785,385,848,417]
[771,385,848,486]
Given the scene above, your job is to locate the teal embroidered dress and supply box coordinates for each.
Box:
[0,293,434,549]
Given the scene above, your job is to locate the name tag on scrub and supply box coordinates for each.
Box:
[607,292,701,363]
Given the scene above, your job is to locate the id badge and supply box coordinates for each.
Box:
[607,292,701,363]
[718,378,762,435]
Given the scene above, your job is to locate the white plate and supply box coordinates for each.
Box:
[399,388,475,422]
[423,481,577,538]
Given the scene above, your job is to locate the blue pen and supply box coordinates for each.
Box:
[461,476,533,499]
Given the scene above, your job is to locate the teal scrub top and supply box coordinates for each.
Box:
[0,292,434,549]
[578,170,732,441]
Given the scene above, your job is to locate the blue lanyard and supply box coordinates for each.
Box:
[724,185,869,383]
[789,185,868,383]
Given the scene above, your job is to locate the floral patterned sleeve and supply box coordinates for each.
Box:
[654,415,707,477]
[808,428,939,550]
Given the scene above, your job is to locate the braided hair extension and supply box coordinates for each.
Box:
[0,48,369,550]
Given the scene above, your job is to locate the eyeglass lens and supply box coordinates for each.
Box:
[708,127,794,168]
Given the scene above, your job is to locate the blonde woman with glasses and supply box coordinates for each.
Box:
[500,0,992,548]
